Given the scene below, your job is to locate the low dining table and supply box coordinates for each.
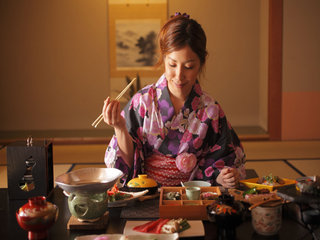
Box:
[1,169,319,240]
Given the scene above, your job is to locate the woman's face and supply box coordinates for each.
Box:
[165,45,201,100]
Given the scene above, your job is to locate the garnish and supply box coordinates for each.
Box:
[242,187,258,198]
[107,183,133,202]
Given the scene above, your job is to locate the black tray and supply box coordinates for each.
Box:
[277,185,320,204]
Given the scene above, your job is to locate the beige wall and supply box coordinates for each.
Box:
[281,0,320,140]
[0,0,110,131]
[0,0,265,134]
[2,0,318,140]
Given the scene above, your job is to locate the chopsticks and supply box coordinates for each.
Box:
[91,78,136,128]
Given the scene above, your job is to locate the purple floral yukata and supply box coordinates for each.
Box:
[104,74,246,186]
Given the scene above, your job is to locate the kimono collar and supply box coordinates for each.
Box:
[156,74,203,114]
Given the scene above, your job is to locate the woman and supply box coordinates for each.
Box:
[103,12,246,188]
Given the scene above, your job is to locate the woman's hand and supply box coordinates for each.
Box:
[103,97,126,129]
[102,97,134,167]
[216,167,240,189]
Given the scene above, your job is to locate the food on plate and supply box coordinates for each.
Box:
[228,187,279,204]
[227,189,246,202]
[107,183,133,202]
[207,202,237,215]
[256,173,285,186]
[242,187,270,198]
[165,192,181,200]
[245,191,278,204]
[93,236,127,240]
[200,192,218,200]
[133,218,190,234]
[296,175,320,195]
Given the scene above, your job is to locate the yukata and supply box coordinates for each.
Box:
[105,74,246,186]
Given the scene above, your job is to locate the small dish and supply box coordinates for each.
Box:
[74,233,179,240]
[108,190,149,207]
[295,176,320,195]
[240,178,295,191]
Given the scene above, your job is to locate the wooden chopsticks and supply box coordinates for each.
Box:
[91,78,136,128]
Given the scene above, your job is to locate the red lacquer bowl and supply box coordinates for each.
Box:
[16,196,59,239]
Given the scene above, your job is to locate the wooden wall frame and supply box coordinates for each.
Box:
[268,0,283,141]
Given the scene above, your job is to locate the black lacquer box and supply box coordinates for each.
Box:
[6,140,53,199]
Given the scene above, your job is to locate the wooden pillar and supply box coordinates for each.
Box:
[268,0,283,140]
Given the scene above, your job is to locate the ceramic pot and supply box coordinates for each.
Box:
[16,196,59,240]
[251,204,282,235]
[68,192,108,222]
[207,195,246,240]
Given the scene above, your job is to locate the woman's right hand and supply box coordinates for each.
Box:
[103,97,134,167]
[102,97,126,129]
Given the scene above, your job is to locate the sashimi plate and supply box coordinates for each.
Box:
[75,233,179,240]
[124,220,204,238]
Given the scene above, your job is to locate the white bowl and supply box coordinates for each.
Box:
[55,168,123,196]
[183,180,211,187]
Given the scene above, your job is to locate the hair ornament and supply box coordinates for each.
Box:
[174,12,190,19]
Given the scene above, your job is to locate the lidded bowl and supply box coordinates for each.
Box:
[16,196,59,240]
[207,194,246,240]
[126,174,158,195]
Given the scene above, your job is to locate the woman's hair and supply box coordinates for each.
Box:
[155,13,208,75]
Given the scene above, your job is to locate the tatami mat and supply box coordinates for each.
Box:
[1,140,319,165]
[0,164,72,189]
[245,160,303,180]
[48,144,107,164]
[287,159,320,177]
[0,144,107,165]
[0,141,319,189]
[242,140,320,160]
[70,164,106,172]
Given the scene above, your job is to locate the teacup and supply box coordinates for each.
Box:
[68,192,108,222]
[186,187,201,200]
[251,204,282,235]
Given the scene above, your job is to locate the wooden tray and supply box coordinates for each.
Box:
[159,187,221,220]
[67,211,109,230]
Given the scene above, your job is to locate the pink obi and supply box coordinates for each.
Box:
[144,153,193,186]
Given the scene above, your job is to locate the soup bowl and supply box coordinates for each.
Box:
[207,195,246,240]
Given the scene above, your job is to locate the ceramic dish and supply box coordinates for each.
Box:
[108,190,149,207]
[295,176,320,195]
[55,168,123,196]
[75,233,179,240]
[240,178,295,191]
[183,180,211,187]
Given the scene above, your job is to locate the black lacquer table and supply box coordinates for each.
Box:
[1,169,319,240]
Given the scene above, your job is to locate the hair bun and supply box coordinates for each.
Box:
[172,12,190,19]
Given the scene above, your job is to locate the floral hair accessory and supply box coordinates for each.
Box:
[176,152,197,173]
[174,12,190,19]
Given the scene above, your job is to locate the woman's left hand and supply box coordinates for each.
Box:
[216,167,240,189]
